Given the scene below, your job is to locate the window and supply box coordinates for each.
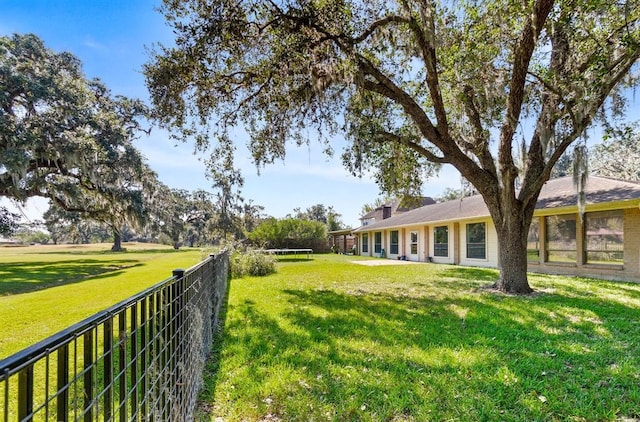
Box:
[466,222,486,259]
[527,219,540,262]
[434,226,448,257]
[390,230,399,254]
[362,233,369,253]
[410,231,418,255]
[545,215,576,263]
[585,210,623,265]
[374,232,382,254]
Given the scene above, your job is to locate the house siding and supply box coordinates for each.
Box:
[624,207,640,278]
[353,177,640,283]
[459,219,498,268]
[356,207,640,283]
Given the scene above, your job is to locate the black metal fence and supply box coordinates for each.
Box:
[0,252,228,421]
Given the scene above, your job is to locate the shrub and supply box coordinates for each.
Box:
[203,241,277,278]
[234,249,277,278]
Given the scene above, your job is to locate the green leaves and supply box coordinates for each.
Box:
[1,33,150,209]
[146,0,640,292]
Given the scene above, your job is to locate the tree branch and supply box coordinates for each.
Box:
[498,0,554,188]
[376,130,448,163]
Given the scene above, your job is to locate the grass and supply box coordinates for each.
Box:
[0,242,203,358]
[200,254,640,421]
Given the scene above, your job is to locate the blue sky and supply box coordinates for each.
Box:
[2,1,636,229]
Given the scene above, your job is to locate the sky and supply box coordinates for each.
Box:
[1,1,637,229]
[0,0,465,228]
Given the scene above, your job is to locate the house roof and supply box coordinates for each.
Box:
[359,197,435,220]
[353,176,640,232]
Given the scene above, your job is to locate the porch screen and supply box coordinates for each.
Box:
[466,222,486,259]
[545,214,576,263]
[585,210,623,264]
[527,219,540,262]
[434,226,448,257]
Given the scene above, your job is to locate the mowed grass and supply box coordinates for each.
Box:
[0,242,203,358]
[201,254,640,421]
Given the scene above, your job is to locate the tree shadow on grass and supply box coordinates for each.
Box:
[0,259,140,295]
[28,247,187,256]
[197,277,232,417]
[201,277,640,420]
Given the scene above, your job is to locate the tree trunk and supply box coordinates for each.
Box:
[487,195,535,294]
[494,223,533,294]
[480,184,536,295]
[111,231,123,252]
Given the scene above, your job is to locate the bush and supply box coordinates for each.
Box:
[232,249,277,278]
[203,241,277,279]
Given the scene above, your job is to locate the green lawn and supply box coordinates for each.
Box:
[0,242,203,358]
[201,254,640,421]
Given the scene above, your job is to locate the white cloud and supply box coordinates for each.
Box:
[82,36,107,51]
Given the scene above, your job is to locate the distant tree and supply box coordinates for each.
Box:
[590,123,640,182]
[49,148,157,251]
[13,221,50,244]
[185,189,217,246]
[550,149,574,179]
[435,188,463,203]
[1,33,152,250]
[240,200,266,235]
[435,177,478,202]
[44,205,111,244]
[0,207,19,237]
[326,210,343,231]
[360,197,392,216]
[248,217,327,250]
[294,203,344,230]
[146,0,640,294]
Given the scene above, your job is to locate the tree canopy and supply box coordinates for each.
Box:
[0,206,18,237]
[248,217,327,250]
[1,33,153,248]
[590,122,640,181]
[145,0,640,293]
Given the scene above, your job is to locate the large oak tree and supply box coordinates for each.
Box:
[145,0,640,293]
[1,33,153,249]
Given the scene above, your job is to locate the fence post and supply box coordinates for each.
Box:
[171,269,184,419]
[18,366,33,421]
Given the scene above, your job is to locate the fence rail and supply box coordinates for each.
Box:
[0,252,228,422]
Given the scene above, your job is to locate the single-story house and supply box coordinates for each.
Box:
[353,176,640,282]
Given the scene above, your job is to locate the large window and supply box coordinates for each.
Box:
[585,210,624,265]
[545,214,576,263]
[390,230,399,254]
[527,219,540,262]
[374,232,382,254]
[410,231,419,255]
[466,222,486,259]
[434,226,449,257]
[362,233,369,253]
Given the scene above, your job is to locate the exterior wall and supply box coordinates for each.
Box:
[623,207,640,279]
[458,218,499,268]
[427,223,455,264]
[355,204,640,283]
[400,225,423,262]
